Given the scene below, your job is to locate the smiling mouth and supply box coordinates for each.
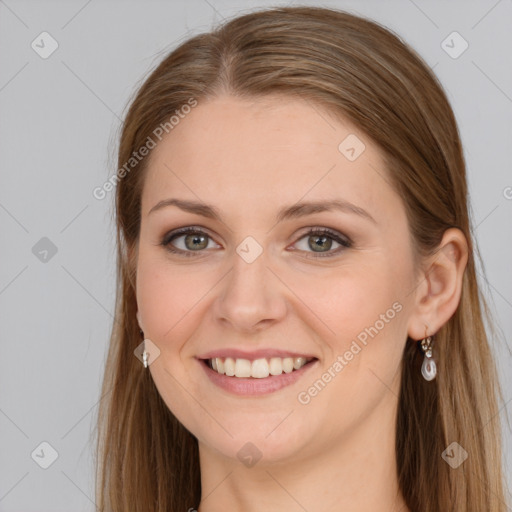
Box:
[202,356,317,379]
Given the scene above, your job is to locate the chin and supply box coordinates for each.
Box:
[198,425,312,468]
[188,401,325,466]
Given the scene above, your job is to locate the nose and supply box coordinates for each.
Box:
[213,247,287,333]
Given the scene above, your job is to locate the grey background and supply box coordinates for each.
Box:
[0,0,511,510]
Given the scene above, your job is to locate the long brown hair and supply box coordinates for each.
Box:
[94,6,508,511]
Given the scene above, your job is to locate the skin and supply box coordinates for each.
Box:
[135,94,468,512]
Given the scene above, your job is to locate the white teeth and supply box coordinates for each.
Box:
[282,357,294,373]
[207,356,313,378]
[269,357,283,376]
[293,357,306,370]
[252,358,270,378]
[234,358,252,378]
[224,357,235,376]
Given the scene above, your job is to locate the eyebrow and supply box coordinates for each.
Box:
[148,198,376,224]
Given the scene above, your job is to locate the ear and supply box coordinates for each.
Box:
[128,242,142,330]
[407,228,469,340]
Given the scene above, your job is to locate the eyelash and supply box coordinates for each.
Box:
[160,226,352,259]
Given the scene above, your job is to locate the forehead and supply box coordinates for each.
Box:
[141,94,398,223]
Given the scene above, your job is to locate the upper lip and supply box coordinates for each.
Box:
[197,348,317,361]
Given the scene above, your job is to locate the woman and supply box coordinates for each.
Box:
[95,6,508,511]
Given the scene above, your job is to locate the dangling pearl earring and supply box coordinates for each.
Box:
[420,328,437,381]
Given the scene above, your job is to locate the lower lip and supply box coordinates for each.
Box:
[198,358,318,396]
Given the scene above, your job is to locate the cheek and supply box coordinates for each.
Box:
[293,269,408,425]
[289,260,410,416]
[288,260,406,348]
[135,251,206,348]
[328,264,411,398]
[135,253,210,428]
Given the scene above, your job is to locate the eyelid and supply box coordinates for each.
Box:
[293,225,353,246]
[161,225,218,244]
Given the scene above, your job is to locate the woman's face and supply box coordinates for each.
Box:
[136,94,419,465]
